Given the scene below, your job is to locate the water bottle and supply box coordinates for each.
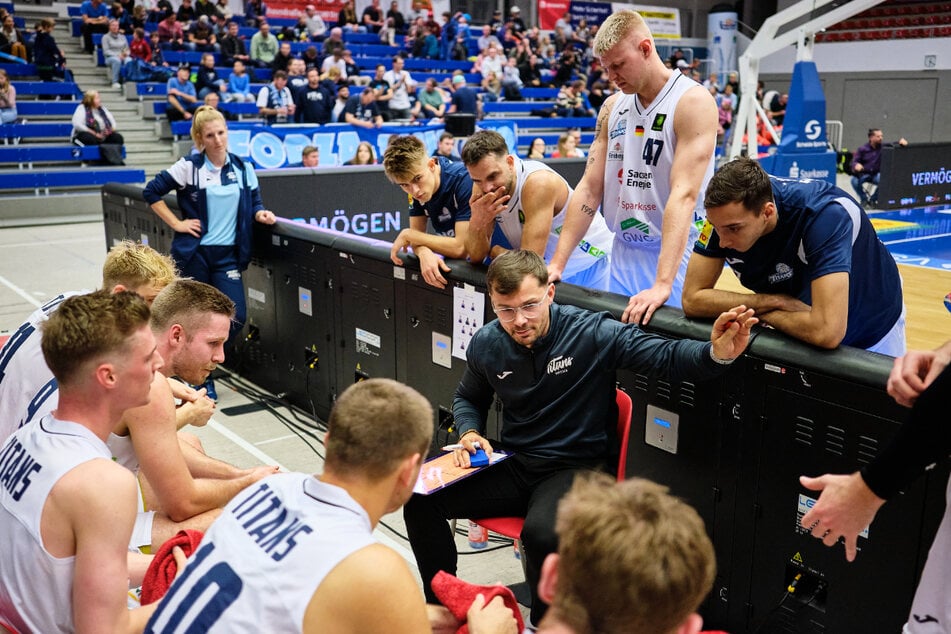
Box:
[467,520,488,550]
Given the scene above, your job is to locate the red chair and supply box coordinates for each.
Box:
[474,388,634,550]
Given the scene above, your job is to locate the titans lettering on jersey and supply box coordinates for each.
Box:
[230,482,314,561]
[0,437,43,501]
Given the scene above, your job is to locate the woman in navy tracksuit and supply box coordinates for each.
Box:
[144,105,277,395]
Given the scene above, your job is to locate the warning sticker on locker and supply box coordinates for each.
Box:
[356,327,381,357]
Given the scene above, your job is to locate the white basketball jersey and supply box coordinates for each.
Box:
[0,292,80,443]
[602,73,713,246]
[0,415,113,634]
[146,474,377,633]
[497,157,613,279]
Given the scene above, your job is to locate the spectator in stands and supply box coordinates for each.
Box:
[477,24,500,53]
[587,79,611,113]
[718,83,737,111]
[110,1,132,34]
[250,20,278,68]
[301,44,320,70]
[202,90,235,120]
[271,39,294,72]
[448,74,479,117]
[851,127,908,208]
[383,55,416,120]
[187,14,219,52]
[362,0,384,34]
[475,43,504,77]
[519,53,546,88]
[368,63,392,119]
[320,47,347,80]
[34,18,71,83]
[342,49,368,86]
[72,90,125,157]
[418,23,439,59]
[219,20,249,67]
[535,473,715,634]
[568,127,586,158]
[149,31,167,66]
[431,131,462,163]
[304,5,326,40]
[383,134,472,288]
[552,47,581,88]
[148,0,173,23]
[287,57,307,90]
[767,92,787,126]
[489,7,504,36]
[0,14,30,61]
[331,83,349,122]
[345,140,377,165]
[101,19,129,89]
[343,85,383,128]
[481,70,502,103]
[127,26,150,63]
[195,52,228,100]
[80,0,110,53]
[195,0,219,21]
[550,132,582,159]
[244,0,266,26]
[294,66,334,123]
[322,25,345,57]
[256,69,295,123]
[166,64,199,121]
[222,59,251,103]
[295,145,320,167]
[0,69,17,124]
[146,107,278,379]
[668,47,686,68]
[176,0,196,25]
[157,12,186,50]
[387,0,405,35]
[413,77,451,121]
[717,98,733,144]
[507,5,526,37]
[379,16,397,46]
[321,64,344,88]
[526,137,547,159]
[726,70,740,96]
[450,13,471,61]
[555,79,593,118]
[337,0,366,33]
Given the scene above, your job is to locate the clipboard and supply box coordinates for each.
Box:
[413,450,512,495]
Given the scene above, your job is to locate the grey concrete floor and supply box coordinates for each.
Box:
[0,220,530,619]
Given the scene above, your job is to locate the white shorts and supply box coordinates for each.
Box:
[130,473,154,553]
[867,305,906,358]
[607,230,696,309]
[563,256,610,291]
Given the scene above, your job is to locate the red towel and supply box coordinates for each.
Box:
[431,570,525,634]
[140,529,204,605]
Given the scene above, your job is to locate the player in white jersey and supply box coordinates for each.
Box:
[146,379,518,634]
[548,10,717,325]
[461,129,614,290]
[0,291,169,633]
[0,243,253,554]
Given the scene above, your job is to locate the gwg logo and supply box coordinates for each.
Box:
[804,119,822,140]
